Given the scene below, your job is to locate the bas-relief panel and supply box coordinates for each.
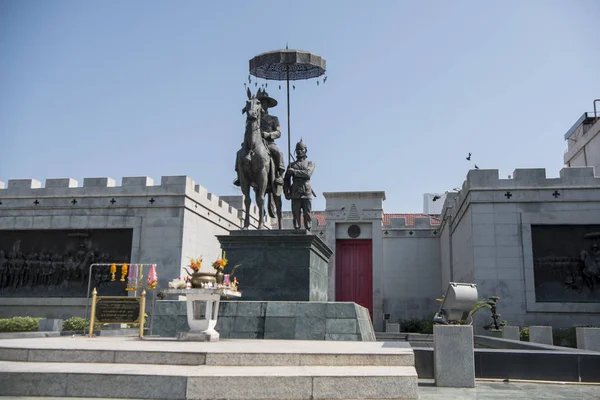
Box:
[0,229,132,297]
[532,225,600,302]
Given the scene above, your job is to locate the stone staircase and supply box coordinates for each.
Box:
[0,336,418,399]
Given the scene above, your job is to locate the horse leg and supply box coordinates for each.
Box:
[255,180,267,229]
[241,182,251,229]
[275,195,282,230]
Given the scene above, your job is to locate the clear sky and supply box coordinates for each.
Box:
[1,0,599,213]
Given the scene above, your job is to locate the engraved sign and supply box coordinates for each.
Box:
[88,288,146,338]
[95,298,141,324]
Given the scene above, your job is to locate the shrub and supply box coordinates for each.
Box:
[62,317,99,332]
[520,327,529,341]
[399,317,434,334]
[0,316,42,333]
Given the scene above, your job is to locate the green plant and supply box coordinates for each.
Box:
[465,296,506,330]
[399,317,434,334]
[0,317,42,332]
[62,317,99,332]
[520,327,529,341]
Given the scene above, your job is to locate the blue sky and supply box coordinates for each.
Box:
[1,0,599,213]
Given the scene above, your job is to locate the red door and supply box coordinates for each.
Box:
[335,239,373,320]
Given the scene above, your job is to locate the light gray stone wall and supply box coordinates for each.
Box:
[382,218,441,322]
[440,167,600,332]
[0,175,267,318]
[450,207,474,283]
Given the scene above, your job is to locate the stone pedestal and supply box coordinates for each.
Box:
[576,327,600,351]
[502,326,520,341]
[434,325,475,388]
[162,288,241,341]
[529,326,553,345]
[386,322,400,333]
[216,229,332,301]
[489,329,503,338]
[38,319,63,332]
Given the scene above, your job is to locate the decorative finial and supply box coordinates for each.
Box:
[286,43,288,49]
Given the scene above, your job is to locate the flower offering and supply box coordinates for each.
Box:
[212,251,228,271]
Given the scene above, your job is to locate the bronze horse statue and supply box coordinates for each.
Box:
[236,88,283,229]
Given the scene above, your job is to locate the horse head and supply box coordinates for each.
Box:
[244,88,262,121]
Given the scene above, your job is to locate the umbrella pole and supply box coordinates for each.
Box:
[286,67,291,166]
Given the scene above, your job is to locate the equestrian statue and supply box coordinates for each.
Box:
[234,88,284,229]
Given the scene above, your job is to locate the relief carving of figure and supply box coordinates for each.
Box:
[26,253,40,287]
[581,245,600,291]
[0,250,7,289]
[6,251,16,289]
[12,252,25,289]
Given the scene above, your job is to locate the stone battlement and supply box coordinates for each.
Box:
[0,176,266,222]
[386,216,438,229]
[462,167,599,191]
[439,166,600,230]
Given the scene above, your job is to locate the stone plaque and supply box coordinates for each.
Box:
[0,229,132,297]
[95,297,141,324]
[532,225,600,302]
[348,225,361,238]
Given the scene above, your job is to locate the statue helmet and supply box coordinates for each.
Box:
[295,139,307,151]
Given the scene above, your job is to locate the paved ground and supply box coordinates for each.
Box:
[419,379,600,399]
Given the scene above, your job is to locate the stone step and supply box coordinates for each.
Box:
[0,347,413,366]
[0,337,414,367]
[0,361,419,400]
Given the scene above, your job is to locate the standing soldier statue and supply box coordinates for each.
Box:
[284,139,315,230]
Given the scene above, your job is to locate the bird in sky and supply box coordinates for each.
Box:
[432,195,442,202]
[475,164,479,169]
[466,152,472,161]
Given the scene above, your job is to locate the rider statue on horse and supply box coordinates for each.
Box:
[234,88,284,229]
[234,89,285,187]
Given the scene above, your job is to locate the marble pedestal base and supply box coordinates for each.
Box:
[216,229,332,301]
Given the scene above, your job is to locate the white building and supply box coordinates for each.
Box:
[423,193,446,214]
[564,110,600,172]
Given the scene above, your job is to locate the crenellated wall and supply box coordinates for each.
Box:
[440,166,600,332]
[0,175,269,318]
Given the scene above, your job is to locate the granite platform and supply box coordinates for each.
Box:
[152,300,376,341]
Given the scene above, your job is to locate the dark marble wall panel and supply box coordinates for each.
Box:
[0,229,132,297]
[532,225,600,302]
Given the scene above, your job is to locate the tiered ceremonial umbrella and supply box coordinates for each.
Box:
[249,47,326,164]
